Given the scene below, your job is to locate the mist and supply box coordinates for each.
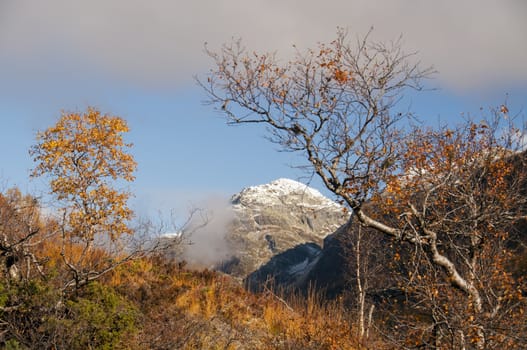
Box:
[179,195,235,269]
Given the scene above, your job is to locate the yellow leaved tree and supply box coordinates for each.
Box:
[31,108,138,291]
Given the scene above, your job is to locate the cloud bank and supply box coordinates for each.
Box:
[1,0,526,91]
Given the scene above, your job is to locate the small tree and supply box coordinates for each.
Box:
[201,30,527,348]
[30,108,138,291]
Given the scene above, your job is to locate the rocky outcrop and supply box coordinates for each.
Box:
[244,242,323,292]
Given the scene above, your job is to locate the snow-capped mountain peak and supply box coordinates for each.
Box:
[231,178,340,209]
[222,178,347,278]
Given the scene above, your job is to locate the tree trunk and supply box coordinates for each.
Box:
[356,225,366,340]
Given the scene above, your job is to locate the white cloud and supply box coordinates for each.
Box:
[0,0,526,91]
[180,195,235,269]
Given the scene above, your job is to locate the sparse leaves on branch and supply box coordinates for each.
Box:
[200,28,434,208]
[201,29,527,348]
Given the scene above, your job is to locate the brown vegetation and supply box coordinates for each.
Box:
[0,205,367,349]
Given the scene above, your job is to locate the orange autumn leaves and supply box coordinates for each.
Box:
[376,121,516,219]
[30,108,136,241]
[318,46,353,85]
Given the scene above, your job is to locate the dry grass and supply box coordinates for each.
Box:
[108,257,366,349]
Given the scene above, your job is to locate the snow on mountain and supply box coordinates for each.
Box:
[231,178,340,210]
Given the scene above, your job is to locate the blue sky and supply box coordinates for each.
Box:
[1,0,526,218]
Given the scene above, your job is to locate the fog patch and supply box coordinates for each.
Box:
[179,195,235,269]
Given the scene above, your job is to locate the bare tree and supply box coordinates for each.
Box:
[200,28,432,220]
[334,219,390,343]
[0,188,53,282]
[200,29,527,348]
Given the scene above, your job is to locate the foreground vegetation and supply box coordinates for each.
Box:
[0,215,364,349]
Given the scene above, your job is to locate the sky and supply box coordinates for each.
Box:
[1,0,526,219]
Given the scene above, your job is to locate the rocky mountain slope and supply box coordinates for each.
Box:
[216,178,348,286]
